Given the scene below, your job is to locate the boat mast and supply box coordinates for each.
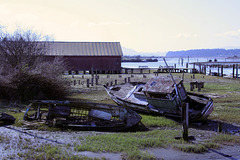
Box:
[163,58,182,102]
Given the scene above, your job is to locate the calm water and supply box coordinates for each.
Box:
[121,57,240,76]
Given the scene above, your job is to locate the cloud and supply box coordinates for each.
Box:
[217,29,240,38]
[176,33,199,39]
[88,21,130,27]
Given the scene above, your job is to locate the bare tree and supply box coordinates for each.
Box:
[0,27,69,102]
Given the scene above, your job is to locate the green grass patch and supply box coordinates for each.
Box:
[209,106,240,123]
[210,133,240,145]
[75,130,182,153]
[173,143,208,153]
[17,144,100,160]
[122,150,158,160]
[141,114,179,128]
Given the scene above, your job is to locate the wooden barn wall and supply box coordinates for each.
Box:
[46,56,121,72]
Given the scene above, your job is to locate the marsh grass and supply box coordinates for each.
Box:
[173,143,207,153]
[75,130,183,153]
[141,114,179,128]
[210,134,240,145]
[17,144,99,160]
[122,150,158,160]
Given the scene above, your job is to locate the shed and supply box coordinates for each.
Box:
[45,42,123,74]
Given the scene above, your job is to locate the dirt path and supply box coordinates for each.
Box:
[1,125,240,160]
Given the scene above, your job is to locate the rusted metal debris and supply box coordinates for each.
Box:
[23,100,142,131]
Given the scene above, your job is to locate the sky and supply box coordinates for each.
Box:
[0,0,240,55]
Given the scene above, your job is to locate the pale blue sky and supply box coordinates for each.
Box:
[0,0,240,55]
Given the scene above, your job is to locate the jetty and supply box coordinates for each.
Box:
[190,61,240,78]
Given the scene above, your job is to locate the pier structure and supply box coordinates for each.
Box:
[190,61,240,78]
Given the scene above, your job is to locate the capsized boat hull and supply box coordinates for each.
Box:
[104,82,214,121]
[23,100,142,131]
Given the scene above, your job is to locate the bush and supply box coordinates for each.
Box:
[0,27,69,102]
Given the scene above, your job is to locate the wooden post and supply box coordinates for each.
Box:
[124,78,127,83]
[73,80,76,86]
[91,78,94,86]
[233,64,235,78]
[115,80,117,85]
[78,80,80,85]
[218,122,222,133]
[95,78,98,85]
[190,82,194,91]
[221,65,223,77]
[236,64,239,78]
[186,63,188,73]
[182,103,189,141]
[217,65,220,76]
[128,77,131,82]
[197,83,201,92]
[87,79,90,87]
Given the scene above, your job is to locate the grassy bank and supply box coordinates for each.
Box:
[2,73,240,159]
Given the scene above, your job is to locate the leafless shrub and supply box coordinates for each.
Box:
[0,27,69,102]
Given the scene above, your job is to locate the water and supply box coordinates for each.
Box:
[121,57,240,76]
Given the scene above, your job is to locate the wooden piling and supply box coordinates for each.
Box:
[233,64,235,78]
[95,78,98,85]
[221,65,223,77]
[182,103,189,141]
[87,79,90,87]
[128,77,131,82]
[91,78,94,86]
[236,64,239,78]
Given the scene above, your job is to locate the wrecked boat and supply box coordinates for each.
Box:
[0,113,16,125]
[23,100,141,131]
[104,76,214,121]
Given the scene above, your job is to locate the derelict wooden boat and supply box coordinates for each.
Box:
[104,76,214,121]
[23,100,141,131]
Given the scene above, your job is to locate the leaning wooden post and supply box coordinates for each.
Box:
[182,103,189,141]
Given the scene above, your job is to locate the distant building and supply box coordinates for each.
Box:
[46,42,123,74]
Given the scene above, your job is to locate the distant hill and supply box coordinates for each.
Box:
[122,47,166,56]
[166,49,240,57]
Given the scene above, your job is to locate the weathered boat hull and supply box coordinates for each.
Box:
[23,100,142,131]
[104,82,214,121]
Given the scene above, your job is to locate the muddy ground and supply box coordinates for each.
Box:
[1,123,240,160]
